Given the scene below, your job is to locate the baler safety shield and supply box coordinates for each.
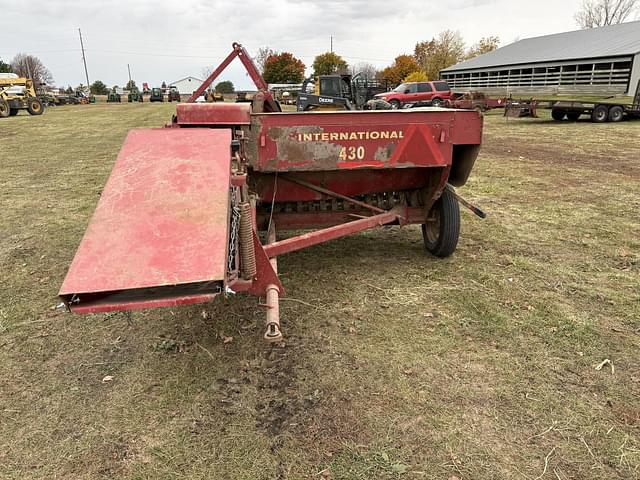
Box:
[59,128,232,313]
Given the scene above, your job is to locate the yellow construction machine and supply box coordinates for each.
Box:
[0,76,45,118]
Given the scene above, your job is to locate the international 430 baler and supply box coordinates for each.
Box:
[59,43,485,342]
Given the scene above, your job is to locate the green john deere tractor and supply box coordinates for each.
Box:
[149,87,164,102]
[107,88,121,103]
[127,86,143,102]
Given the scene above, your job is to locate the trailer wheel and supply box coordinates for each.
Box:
[422,188,460,258]
[0,99,9,118]
[608,106,624,122]
[389,99,401,109]
[566,111,581,121]
[591,105,608,123]
[9,108,18,116]
[551,108,565,121]
[27,97,44,115]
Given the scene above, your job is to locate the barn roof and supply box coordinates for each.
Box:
[169,76,203,84]
[442,21,640,73]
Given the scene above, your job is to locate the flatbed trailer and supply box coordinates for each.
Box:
[504,79,640,123]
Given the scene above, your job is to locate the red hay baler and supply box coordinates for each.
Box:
[59,43,485,342]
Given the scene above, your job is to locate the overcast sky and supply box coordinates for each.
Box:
[1,0,590,90]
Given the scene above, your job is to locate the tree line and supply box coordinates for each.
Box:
[258,31,500,86]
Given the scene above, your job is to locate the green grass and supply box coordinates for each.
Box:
[0,104,639,479]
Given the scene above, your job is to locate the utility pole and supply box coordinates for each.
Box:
[78,28,90,91]
[330,36,333,53]
[127,64,132,87]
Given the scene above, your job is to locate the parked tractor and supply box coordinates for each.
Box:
[149,87,164,102]
[296,73,370,111]
[167,87,181,102]
[107,88,121,103]
[127,86,144,102]
[0,75,45,117]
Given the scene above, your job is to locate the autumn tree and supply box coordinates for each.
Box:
[466,36,500,60]
[403,71,428,82]
[90,80,109,95]
[575,0,638,28]
[263,52,305,83]
[10,53,53,85]
[414,30,466,81]
[0,58,12,73]
[381,55,421,85]
[214,80,235,93]
[312,52,348,76]
[254,46,276,73]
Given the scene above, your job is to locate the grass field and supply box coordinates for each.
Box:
[1,103,639,479]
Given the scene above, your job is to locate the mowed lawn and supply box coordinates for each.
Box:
[0,103,638,479]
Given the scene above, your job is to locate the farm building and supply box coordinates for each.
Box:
[441,21,640,98]
[169,76,204,94]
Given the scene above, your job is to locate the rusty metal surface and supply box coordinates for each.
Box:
[176,103,251,125]
[247,109,482,172]
[59,128,232,309]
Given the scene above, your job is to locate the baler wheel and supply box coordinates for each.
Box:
[422,189,460,258]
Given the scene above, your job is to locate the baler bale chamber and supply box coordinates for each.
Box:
[59,43,484,342]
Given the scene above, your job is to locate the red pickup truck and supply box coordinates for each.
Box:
[374,81,452,109]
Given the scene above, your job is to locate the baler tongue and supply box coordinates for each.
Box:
[59,128,232,314]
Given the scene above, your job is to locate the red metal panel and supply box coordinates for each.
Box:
[176,103,251,125]
[59,128,232,306]
[248,109,481,172]
[250,169,436,202]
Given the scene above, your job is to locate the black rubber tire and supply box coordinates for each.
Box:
[421,188,460,258]
[9,108,18,116]
[431,97,443,107]
[566,111,581,121]
[551,108,566,121]
[591,105,608,123]
[0,98,9,118]
[389,99,401,109]
[608,106,624,122]
[27,97,44,115]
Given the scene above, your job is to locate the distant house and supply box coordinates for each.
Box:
[169,76,204,94]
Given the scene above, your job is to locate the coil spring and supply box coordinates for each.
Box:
[239,202,256,280]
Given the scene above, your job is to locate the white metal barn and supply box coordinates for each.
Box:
[168,76,204,95]
[441,21,640,98]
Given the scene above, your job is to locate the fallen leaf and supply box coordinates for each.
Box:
[595,358,614,374]
[223,336,233,344]
[102,375,114,383]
